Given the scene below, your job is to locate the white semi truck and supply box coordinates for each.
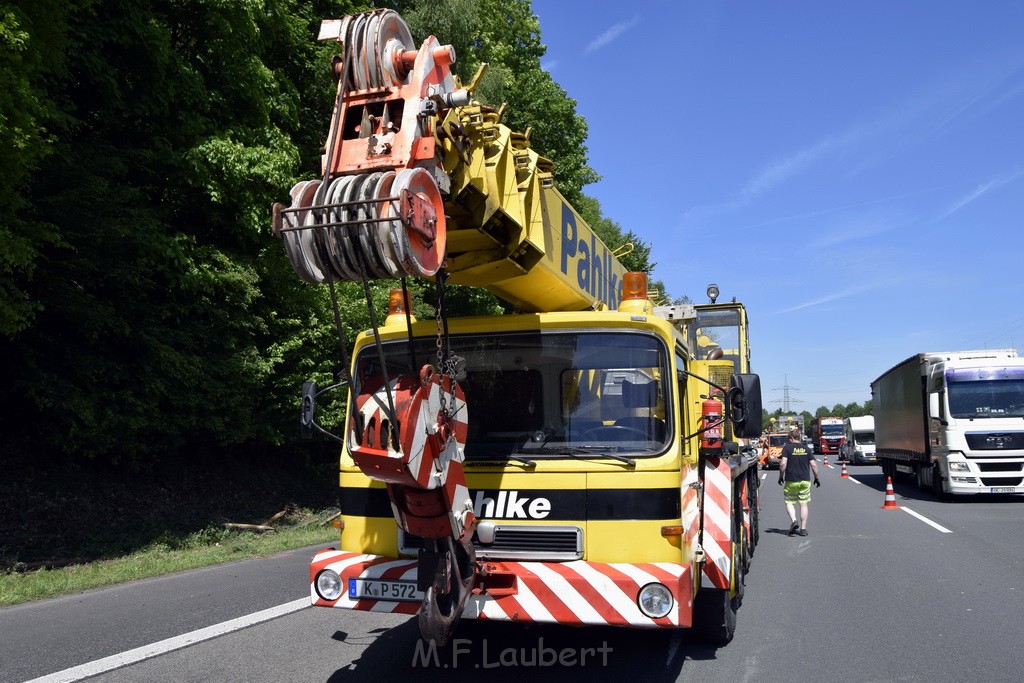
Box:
[839,415,876,465]
[871,349,1024,496]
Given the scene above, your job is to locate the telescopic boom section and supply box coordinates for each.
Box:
[438,105,628,312]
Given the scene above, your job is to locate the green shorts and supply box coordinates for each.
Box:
[783,480,811,504]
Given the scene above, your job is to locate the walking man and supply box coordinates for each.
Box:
[778,429,820,536]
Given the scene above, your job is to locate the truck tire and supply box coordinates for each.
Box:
[735,542,746,607]
[693,588,737,646]
[882,459,895,481]
[695,509,742,645]
[750,502,759,556]
[915,465,927,491]
[931,463,948,501]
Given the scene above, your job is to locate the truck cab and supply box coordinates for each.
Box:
[840,416,876,465]
[761,432,788,469]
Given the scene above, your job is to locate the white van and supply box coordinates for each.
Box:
[840,415,876,465]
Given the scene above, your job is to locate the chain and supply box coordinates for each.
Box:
[435,269,456,419]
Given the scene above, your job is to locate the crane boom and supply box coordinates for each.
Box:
[272,11,628,313]
[439,105,627,311]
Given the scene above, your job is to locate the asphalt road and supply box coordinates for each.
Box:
[7,464,1024,682]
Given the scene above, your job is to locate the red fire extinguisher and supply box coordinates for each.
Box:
[700,394,723,456]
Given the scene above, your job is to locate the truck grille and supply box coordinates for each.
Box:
[977,462,1024,472]
[965,432,1024,451]
[981,477,1024,487]
[400,524,583,561]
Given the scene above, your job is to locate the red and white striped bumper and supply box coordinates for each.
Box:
[310,550,692,628]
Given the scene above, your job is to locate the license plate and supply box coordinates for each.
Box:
[991,487,1017,494]
[348,578,423,602]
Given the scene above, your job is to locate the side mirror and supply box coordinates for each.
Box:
[298,379,347,444]
[928,392,943,422]
[300,381,317,439]
[728,374,763,439]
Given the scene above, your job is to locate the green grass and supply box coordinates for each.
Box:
[0,517,339,607]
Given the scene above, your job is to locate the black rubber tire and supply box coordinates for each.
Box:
[693,588,737,646]
[931,463,948,501]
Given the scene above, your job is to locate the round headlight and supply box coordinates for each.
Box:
[637,582,673,619]
[316,569,343,601]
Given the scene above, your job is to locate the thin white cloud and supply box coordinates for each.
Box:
[974,76,1024,118]
[808,208,918,250]
[739,139,836,203]
[682,136,847,221]
[541,59,558,72]
[923,57,1024,140]
[584,17,641,54]
[938,168,1024,219]
[685,50,1024,221]
[775,289,861,314]
[737,186,939,233]
[773,281,889,315]
[845,54,1024,178]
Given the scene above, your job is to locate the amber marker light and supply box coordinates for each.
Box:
[385,288,416,325]
[388,288,410,314]
[622,272,648,301]
[660,525,684,537]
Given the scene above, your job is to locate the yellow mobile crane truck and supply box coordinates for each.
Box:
[273,9,763,646]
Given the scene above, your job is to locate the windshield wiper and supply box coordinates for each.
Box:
[466,454,536,468]
[531,445,636,467]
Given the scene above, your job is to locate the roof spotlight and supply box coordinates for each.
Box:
[706,283,719,304]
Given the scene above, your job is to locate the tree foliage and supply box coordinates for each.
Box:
[0,0,360,465]
[762,402,874,430]
[0,0,662,468]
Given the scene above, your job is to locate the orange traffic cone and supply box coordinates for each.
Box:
[881,476,899,509]
[841,462,849,478]
[823,455,830,468]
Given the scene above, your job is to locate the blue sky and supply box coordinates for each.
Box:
[531,0,1024,412]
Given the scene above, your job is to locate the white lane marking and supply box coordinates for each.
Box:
[846,475,864,485]
[27,598,309,683]
[845,476,951,532]
[760,472,767,481]
[901,506,953,533]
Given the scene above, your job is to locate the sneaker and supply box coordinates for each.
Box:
[799,528,808,536]
[788,522,799,536]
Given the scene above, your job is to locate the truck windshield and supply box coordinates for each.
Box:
[689,306,744,372]
[352,331,672,459]
[854,432,875,445]
[946,375,1024,418]
[821,425,844,435]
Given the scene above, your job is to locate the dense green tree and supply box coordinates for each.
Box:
[0,1,69,337]
[0,0,364,465]
[768,403,872,430]
[0,0,664,468]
